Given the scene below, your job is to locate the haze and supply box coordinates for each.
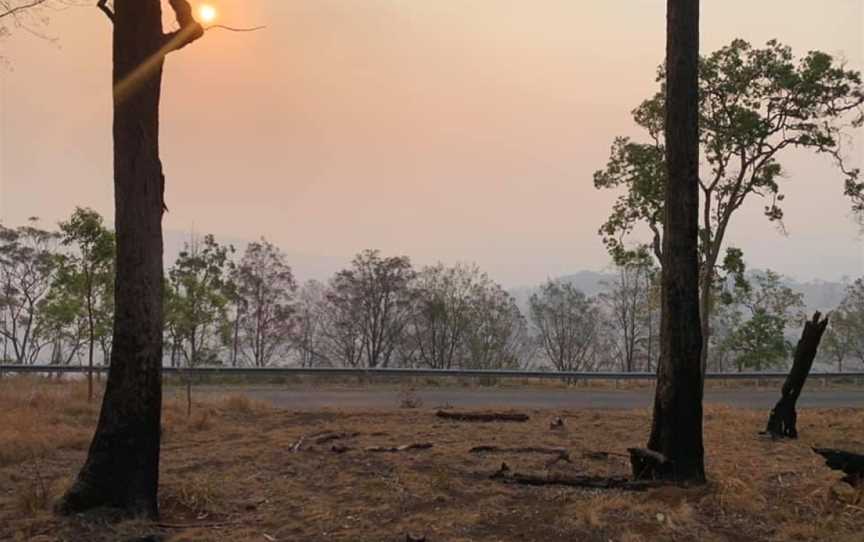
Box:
[1,0,862,286]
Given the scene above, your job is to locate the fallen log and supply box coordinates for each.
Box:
[314,431,359,445]
[366,443,434,453]
[490,462,657,491]
[814,448,864,487]
[764,312,829,438]
[436,410,529,422]
[469,445,571,464]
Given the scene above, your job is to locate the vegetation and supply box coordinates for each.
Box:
[1,211,860,374]
[1,377,861,541]
[594,38,864,369]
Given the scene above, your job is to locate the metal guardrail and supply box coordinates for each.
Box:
[1,365,862,380]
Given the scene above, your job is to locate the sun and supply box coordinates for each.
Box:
[199,4,217,24]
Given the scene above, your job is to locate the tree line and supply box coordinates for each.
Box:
[3,210,862,374]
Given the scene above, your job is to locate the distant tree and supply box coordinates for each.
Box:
[0,220,59,365]
[595,38,864,371]
[38,270,87,367]
[231,239,297,368]
[294,280,328,368]
[407,263,484,370]
[822,278,864,372]
[529,280,599,373]
[166,234,233,415]
[598,250,660,372]
[320,250,416,368]
[463,280,530,370]
[716,270,805,371]
[57,207,115,400]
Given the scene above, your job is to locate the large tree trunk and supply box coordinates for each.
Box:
[635,0,705,483]
[58,1,169,519]
[765,312,829,438]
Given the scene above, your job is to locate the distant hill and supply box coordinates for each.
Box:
[509,270,614,313]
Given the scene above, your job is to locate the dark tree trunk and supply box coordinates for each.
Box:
[58,0,202,519]
[635,0,705,484]
[765,312,829,438]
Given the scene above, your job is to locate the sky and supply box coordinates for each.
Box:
[1,0,862,287]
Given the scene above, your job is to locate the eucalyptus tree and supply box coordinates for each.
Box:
[294,280,328,368]
[60,0,206,518]
[463,280,530,370]
[713,270,805,372]
[231,239,297,368]
[598,249,660,372]
[321,250,416,368]
[167,234,234,369]
[56,207,115,400]
[407,263,485,370]
[595,38,864,370]
[0,220,60,365]
[529,280,599,373]
[636,0,705,484]
[822,278,864,372]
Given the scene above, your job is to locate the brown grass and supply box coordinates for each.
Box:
[0,376,862,541]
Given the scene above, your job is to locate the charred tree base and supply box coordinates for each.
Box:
[56,476,158,520]
[764,313,829,439]
[629,447,705,484]
[764,401,798,439]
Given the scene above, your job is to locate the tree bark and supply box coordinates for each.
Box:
[58,0,202,519]
[765,312,829,438]
[636,0,705,484]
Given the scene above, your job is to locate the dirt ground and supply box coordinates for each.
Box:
[1,378,862,542]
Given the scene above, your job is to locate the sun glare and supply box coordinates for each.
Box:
[199,4,217,24]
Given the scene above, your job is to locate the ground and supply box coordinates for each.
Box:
[1,378,862,542]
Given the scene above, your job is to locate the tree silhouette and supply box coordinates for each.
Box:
[57,0,204,518]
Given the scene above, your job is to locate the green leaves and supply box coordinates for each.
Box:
[595,38,864,270]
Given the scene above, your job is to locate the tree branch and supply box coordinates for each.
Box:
[162,0,204,52]
[0,0,47,20]
[96,0,113,23]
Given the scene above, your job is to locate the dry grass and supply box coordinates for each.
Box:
[0,377,862,541]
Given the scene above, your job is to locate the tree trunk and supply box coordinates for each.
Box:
[765,312,829,438]
[699,265,713,375]
[58,0,168,519]
[635,0,705,484]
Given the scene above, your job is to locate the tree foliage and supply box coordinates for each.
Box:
[0,220,59,364]
[714,270,805,371]
[595,38,864,366]
[166,234,234,368]
[596,39,864,268]
[822,278,864,372]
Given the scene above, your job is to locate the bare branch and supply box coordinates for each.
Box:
[95,0,112,23]
[0,0,48,20]
[206,24,266,33]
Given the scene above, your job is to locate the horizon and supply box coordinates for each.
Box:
[2,0,863,287]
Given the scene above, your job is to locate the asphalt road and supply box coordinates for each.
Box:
[202,387,864,410]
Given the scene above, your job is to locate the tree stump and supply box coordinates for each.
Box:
[764,312,829,438]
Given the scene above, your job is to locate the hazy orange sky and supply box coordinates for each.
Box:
[1,0,862,286]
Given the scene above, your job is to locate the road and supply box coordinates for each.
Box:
[195,387,864,410]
